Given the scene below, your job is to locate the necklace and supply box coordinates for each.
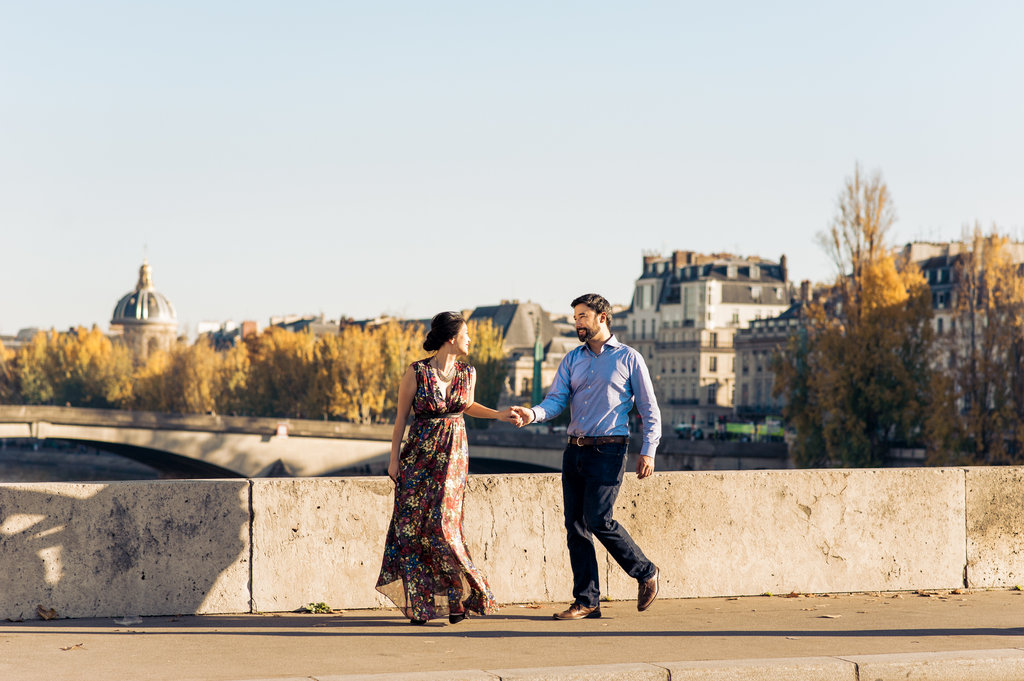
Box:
[431,359,456,383]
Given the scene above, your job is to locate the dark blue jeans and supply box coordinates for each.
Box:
[562,442,656,608]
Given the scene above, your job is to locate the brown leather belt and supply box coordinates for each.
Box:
[568,435,628,447]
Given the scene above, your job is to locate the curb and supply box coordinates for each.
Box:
[231,648,1024,681]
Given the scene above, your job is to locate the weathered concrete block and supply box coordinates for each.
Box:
[251,474,574,613]
[657,657,855,680]
[464,474,574,604]
[966,467,1024,588]
[0,480,250,619]
[489,662,668,680]
[602,468,967,600]
[250,477,394,612]
[842,648,1024,680]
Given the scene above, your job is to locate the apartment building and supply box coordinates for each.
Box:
[619,250,791,430]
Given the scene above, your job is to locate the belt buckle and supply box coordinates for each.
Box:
[575,435,586,447]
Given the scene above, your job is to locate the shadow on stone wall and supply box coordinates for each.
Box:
[0,480,250,620]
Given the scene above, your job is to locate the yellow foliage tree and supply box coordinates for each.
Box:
[0,338,16,403]
[775,165,941,467]
[944,225,1024,464]
[243,327,318,418]
[336,325,387,423]
[466,318,507,428]
[15,327,134,408]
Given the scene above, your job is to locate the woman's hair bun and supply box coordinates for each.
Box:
[423,311,465,352]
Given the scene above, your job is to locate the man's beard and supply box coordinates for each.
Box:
[576,326,595,342]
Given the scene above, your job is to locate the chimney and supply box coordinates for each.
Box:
[800,280,811,303]
[779,254,788,282]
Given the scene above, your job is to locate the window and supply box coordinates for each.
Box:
[641,319,646,339]
[709,332,718,347]
[731,311,740,325]
[937,317,944,334]
[709,356,718,372]
[707,384,718,404]
[751,286,761,301]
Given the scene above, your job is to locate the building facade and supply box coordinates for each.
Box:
[468,301,577,405]
[619,251,791,430]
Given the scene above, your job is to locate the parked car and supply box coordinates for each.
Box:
[673,424,704,440]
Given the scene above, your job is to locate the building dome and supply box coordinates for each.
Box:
[111,261,177,326]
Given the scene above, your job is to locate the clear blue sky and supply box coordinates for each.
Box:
[2,1,1022,336]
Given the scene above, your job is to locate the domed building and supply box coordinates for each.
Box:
[110,260,178,361]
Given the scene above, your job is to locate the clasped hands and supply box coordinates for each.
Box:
[496,406,536,428]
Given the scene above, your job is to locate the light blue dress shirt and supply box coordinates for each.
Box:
[530,335,662,459]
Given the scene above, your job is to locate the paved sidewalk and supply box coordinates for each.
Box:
[3,590,1024,681]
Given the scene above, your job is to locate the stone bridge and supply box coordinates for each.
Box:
[0,405,791,477]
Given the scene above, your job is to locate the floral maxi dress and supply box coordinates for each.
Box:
[375,359,497,621]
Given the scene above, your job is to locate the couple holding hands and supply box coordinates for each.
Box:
[375,294,661,625]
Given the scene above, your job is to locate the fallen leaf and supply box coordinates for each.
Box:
[785,636,800,640]
[819,614,842,619]
[60,643,84,651]
[36,606,58,621]
[516,604,541,609]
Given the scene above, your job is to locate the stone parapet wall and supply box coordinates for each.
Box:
[2,467,1023,620]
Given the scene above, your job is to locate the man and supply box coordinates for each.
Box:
[512,293,660,620]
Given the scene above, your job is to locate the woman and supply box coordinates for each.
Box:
[375,311,518,625]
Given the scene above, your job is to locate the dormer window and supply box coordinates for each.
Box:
[727,265,737,278]
[750,265,760,279]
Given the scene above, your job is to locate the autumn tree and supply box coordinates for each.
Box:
[774,164,941,467]
[335,324,387,423]
[378,321,425,421]
[942,226,1024,464]
[242,327,319,418]
[0,338,16,403]
[466,318,507,428]
[15,327,134,408]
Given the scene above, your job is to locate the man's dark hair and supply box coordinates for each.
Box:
[571,293,612,324]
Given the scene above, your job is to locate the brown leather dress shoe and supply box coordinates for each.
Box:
[552,603,602,620]
[637,566,659,611]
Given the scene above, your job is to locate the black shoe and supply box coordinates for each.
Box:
[409,618,427,625]
[449,611,466,624]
